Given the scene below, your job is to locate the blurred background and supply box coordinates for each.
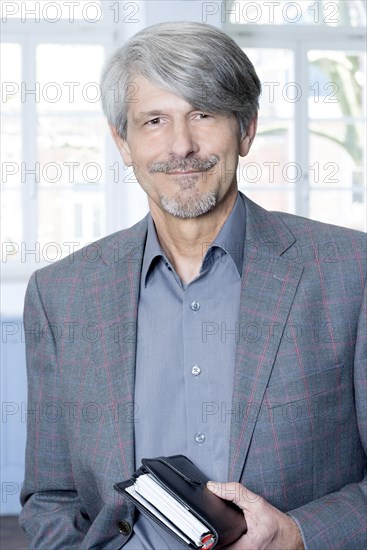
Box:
[1,0,366,544]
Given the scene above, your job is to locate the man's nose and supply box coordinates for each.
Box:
[168,121,199,158]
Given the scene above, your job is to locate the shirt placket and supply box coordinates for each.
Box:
[182,279,215,474]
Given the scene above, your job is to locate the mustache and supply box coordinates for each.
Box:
[149,155,219,174]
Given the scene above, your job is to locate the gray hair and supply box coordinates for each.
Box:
[100,21,261,140]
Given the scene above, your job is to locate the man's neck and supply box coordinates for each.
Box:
[149,190,238,285]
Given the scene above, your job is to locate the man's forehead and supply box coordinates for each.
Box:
[126,77,197,119]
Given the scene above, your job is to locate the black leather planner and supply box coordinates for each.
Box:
[114,454,247,549]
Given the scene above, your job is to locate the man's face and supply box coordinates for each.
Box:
[111,75,255,219]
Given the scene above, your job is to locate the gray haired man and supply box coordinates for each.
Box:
[20,22,367,550]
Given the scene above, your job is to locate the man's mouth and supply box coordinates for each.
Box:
[167,170,202,175]
[149,155,219,175]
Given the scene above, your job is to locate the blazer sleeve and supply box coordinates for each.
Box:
[288,281,367,550]
[19,271,91,548]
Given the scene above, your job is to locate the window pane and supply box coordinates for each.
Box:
[310,190,366,231]
[309,121,365,190]
[241,189,294,214]
[34,43,107,250]
[226,1,366,27]
[2,1,103,21]
[308,51,365,120]
[308,49,365,228]
[1,44,22,256]
[239,125,294,186]
[37,116,106,187]
[1,43,22,114]
[37,188,105,250]
[238,49,295,192]
[245,49,294,119]
[1,190,23,248]
[1,44,22,225]
[1,117,22,260]
[36,44,105,113]
[1,117,21,188]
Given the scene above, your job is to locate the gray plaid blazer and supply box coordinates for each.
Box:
[20,194,367,549]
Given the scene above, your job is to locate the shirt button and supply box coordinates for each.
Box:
[117,520,131,536]
[191,365,201,376]
[195,432,205,444]
[190,301,200,311]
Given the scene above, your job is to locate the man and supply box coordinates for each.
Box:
[20,21,366,550]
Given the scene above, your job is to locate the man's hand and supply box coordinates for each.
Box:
[207,482,304,550]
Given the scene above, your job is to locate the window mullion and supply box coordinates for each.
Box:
[294,41,310,218]
[21,36,38,251]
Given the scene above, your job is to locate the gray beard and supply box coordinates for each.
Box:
[160,185,217,219]
[149,154,219,218]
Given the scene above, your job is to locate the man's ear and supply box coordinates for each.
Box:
[109,124,132,166]
[239,115,258,157]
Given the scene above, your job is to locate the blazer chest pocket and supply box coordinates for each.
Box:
[246,364,345,505]
[245,365,347,510]
[261,363,345,428]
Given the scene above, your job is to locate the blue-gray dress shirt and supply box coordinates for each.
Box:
[124,193,246,549]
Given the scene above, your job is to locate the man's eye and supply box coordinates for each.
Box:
[146,118,161,125]
[198,113,210,119]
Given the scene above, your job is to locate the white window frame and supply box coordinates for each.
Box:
[224,22,366,226]
[2,3,366,281]
[1,1,149,280]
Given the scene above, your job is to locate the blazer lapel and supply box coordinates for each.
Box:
[83,217,148,480]
[228,196,304,482]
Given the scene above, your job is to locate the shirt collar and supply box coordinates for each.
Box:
[142,192,246,286]
[203,192,246,277]
[141,214,165,287]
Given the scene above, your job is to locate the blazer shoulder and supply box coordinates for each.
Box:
[275,210,367,248]
[242,193,366,261]
[270,211,367,284]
